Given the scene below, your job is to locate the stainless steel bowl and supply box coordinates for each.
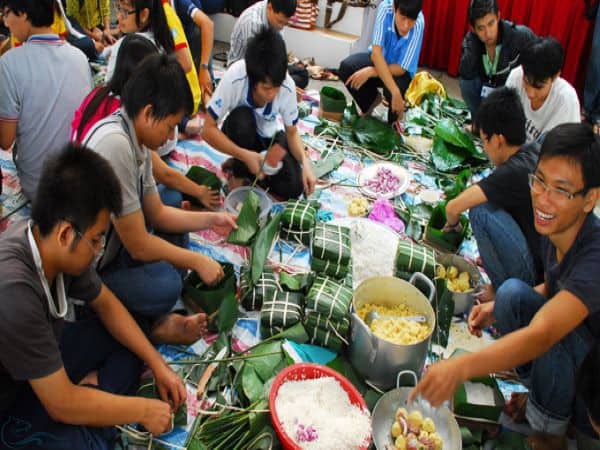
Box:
[436,253,481,315]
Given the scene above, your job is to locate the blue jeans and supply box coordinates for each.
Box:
[584,6,600,122]
[469,203,537,289]
[494,279,595,436]
[459,77,483,117]
[0,316,142,450]
[158,184,183,209]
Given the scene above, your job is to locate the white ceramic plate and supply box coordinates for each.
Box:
[357,162,410,199]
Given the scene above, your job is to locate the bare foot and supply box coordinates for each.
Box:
[475,283,496,303]
[504,392,528,423]
[527,433,568,450]
[79,370,99,386]
[151,313,208,345]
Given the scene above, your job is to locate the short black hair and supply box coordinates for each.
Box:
[539,123,600,192]
[577,344,600,428]
[32,144,122,237]
[393,0,422,20]
[474,87,526,146]
[268,0,297,18]
[245,26,287,87]
[521,37,564,88]
[0,0,54,27]
[121,53,193,120]
[468,0,499,26]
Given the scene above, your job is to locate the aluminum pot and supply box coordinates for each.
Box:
[372,371,462,450]
[349,274,436,390]
[436,253,481,315]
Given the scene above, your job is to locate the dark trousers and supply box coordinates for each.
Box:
[339,51,412,122]
[0,316,143,450]
[288,65,309,89]
[222,106,304,199]
[66,17,99,61]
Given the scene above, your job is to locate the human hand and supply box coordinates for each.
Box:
[210,212,238,236]
[346,67,374,90]
[153,364,187,411]
[102,29,116,45]
[408,358,466,407]
[391,91,405,118]
[139,398,173,436]
[442,221,463,233]
[196,185,221,210]
[198,68,213,97]
[91,27,103,42]
[302,164,317,196]
[194,255,224,286]
[243,150,265,180]
[468,301,495,337]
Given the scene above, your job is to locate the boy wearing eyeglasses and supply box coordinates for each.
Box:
[444,87,543,303]
[413,122,600,450]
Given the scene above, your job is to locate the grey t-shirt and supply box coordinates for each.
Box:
[0,221,102,415]
[82,110,158,269]
[0,34,93,201]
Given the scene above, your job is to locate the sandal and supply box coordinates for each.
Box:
[310,70,339,81]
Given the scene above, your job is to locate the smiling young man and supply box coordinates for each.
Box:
[506,37,581,143]
[444,88,543,303]
[412,123,600,449]
[84,54,237,345]
[0,145,186,449]
[0,0,92,202]
[458,0,536,116]
[338,0,424,122]
[202,26,316,199]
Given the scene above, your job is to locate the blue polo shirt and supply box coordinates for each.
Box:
[173,0,202,35]
[370,0,424,78]
[543,213,600,338]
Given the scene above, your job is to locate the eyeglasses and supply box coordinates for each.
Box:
[528,173,587,202]
[115,4,137,18]
[75,230,106,258]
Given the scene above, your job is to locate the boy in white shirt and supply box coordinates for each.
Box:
[506,36,580,143]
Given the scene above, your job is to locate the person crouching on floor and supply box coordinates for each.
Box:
[0,145,186,449]
[412,123,600,450]
[202,26,316,200]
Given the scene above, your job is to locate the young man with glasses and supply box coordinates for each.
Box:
[412,123,600,450]
[444,87,543,303]
[0,144,187,448]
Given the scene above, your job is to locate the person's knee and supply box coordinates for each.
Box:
[222,106,256,145]
[494,278,531,329]
[468,203,494,230]
[339,57,353,81]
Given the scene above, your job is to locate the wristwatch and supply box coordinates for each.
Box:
[200,63,209,70]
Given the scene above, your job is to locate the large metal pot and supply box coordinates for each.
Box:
[436,253,481,315]
[349,274,436,390]
[371,371,462,450]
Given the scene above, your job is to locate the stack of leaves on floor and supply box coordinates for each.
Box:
[279,199,319,246]
[260,290,304,338]
[303,275,353,352]
[310,223,351,279]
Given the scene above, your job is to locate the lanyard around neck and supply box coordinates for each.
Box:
[27,221,68,319]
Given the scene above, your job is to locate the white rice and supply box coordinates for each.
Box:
[274,376,371,450]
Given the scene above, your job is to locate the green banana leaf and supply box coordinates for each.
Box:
[443,168,472,200]
[425,201,468,252]
[431,137,467,172]
[227,190,260,246]
[182,263,236,315]
[435,118,477,154]
[216,290,238,333]
[251,212,282,284]
[430,277,454,348]
[246,340,285,381]
[138,378,187,427]
[313,149,345,179]
[241,365,264,403]
[279,272,314,292]
[320,86,347,113]
[353,116,403,154]
[183,166,223,206]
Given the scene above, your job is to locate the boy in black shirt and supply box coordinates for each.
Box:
[444,87,542,302]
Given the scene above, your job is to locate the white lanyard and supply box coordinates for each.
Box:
[27,221,68,319]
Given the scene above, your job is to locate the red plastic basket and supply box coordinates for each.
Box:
[269,363,372,450]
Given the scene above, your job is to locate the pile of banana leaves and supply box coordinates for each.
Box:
[404,93,471,137]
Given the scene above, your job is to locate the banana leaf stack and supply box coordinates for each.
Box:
[280,200,318,246]
[310,223,351,279]
[240,267,279,311]
[394,240,436,280]
[260,290,304,338]
[303,275,353,351]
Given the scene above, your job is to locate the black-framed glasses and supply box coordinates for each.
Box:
[528,173,587,202]
[115,4,137,18]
